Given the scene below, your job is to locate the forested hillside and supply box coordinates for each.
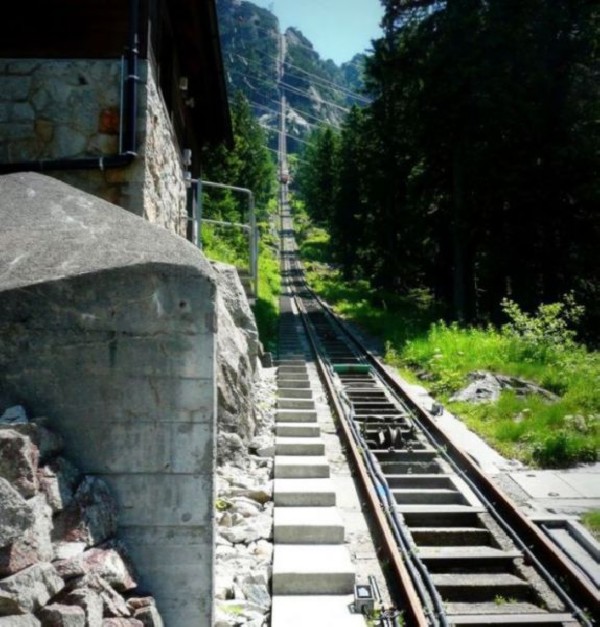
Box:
[216,0,368,150]
[296,0,600,343]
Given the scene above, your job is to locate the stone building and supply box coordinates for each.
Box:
[0,0,231,237]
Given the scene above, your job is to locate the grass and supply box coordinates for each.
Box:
[581,510,600,541]
[295,215,599,468]
[201,218,281,354]
[394,321,599,467]
[255,227,281,354]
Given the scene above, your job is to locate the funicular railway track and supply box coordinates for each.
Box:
[276,206,599,627]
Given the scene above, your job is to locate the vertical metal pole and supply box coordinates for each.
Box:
[193,179,259,300]
[197,179,203,250]
[249,193,258,298]
[191,181,198,247]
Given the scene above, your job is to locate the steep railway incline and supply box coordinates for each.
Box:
[272,203,598,627]
[270,249,367,627]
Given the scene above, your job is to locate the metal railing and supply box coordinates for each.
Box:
[188,179,259,299]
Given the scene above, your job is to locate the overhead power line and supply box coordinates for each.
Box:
[226,65,351,119]
[225,72,343,129]
[234,48,367,102]
[265,146,310,165]
[227,19,372,69]
[278,80,350,113]
[231,21,373,71]
[258,124,314,147]
[283,59,370,103]
[231,50,369,104]
[249,100,328,130]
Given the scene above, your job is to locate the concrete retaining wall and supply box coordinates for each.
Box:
[0,173,217,626]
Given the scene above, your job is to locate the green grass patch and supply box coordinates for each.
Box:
[201,220,281,353]
[304,263,440,349]
[393,320,599,467]
[299,227,331,264]
[201,222,249,267]
[581,510,600,541]
[296,221,600,468]
[450,393,598,467]
[255,229,281,354]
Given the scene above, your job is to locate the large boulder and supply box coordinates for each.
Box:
[2,418,64,464]
[0,494,53,577]
[0,562,64,614]
[0,478,34,548]
[37,604,86,626]
[52,477,118,547]
[0,430,39,498]
[213,262,260,463]
[212,262,259,372]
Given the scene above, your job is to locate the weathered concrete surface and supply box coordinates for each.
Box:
[0,172,217,626]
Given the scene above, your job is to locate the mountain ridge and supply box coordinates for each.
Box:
[215,0,368,149]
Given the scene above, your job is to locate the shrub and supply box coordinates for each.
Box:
[501,294,584,363]
[532,429,597,468]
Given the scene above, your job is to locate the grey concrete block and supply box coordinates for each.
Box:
[0,174,218,627]
[99,474,213,527]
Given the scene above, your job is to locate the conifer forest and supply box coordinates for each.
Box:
[295,0,599,343]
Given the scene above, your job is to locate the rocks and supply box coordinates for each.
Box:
[0,405,29,426]
[8,421,64,464]
[131,602,163,627]
[449,370,559,404]
[0,478,34,548]
[39,457,80,513]
[0,562,64,614]
[450,372,502,404]
[0,429,40,498]
[65,573,130,618]
[215,367,276,627]
[249,435,275,458]
[212,262,260,372]
[0,494,53,576]
[0,418,165,626]
[52,477,118,546]
[217,433,247,468]
[53,543,87,562]
[214,260,263,464]
[219,515,272,545]
[38,603,86,626]
[61,586,103,625]
[0,615,41,626]
[54,546,136,591]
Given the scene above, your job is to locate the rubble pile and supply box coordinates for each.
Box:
[0,406,164,627]
[214,367,276,627]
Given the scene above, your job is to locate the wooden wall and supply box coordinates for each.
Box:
[0,0,138,59]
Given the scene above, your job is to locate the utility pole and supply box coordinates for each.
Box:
[278,31,289,218]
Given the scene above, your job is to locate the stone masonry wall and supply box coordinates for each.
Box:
[140,62,188,237]
[0,59,127,205]
[0,59,188,237]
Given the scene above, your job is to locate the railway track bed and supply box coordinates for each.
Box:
[271,204,599,627]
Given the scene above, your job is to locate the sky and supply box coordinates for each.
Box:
[249,0,384,65]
